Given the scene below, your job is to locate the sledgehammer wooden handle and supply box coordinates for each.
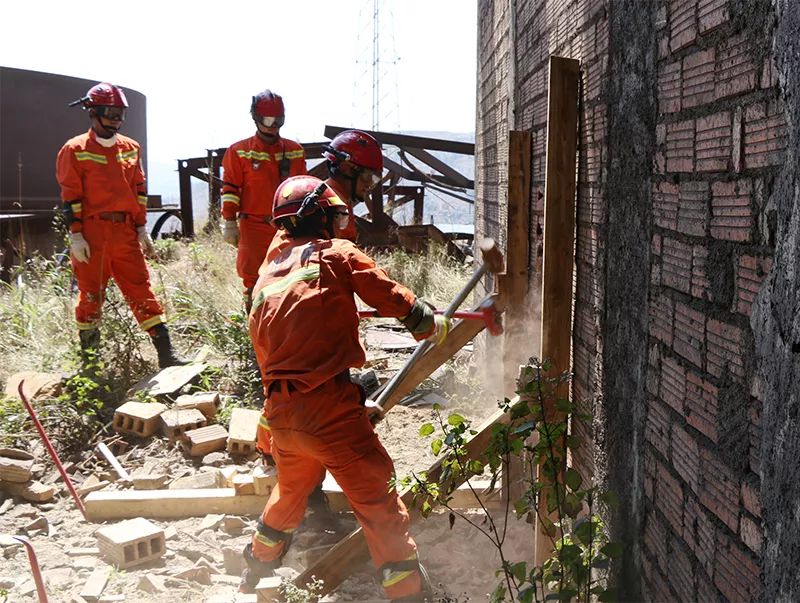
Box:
[370,238,504,416]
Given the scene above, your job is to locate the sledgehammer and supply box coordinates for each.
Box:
[365,238,505,422]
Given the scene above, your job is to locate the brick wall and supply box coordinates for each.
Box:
[476,0,782,600]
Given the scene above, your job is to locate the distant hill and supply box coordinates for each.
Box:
[148,131,476,227]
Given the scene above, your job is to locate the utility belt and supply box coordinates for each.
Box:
[239,213,274,224]
[267,369,363,403]
[88,211,130,223]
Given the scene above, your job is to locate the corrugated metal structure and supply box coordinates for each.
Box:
[0,66,147,279]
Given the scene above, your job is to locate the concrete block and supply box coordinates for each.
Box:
[160,408,207,440]
[232,474,254,496]
[169,471,220,490]
[182,424,228,457]
[95,517,165,569]
[0,479,56,502]
[0,448,34,482]
[227,408,261,456]
[256,576,283,602]
[79,566,110,601]
[112,402,167,438]
[175,391,221,419]
[252,466,277,496]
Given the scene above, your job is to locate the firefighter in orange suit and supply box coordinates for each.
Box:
[263,129,383,264]
[56,83,184,369]
[240,175,446,601]
[220,90,306,311]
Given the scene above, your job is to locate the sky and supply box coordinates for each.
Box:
[1,0,477,198]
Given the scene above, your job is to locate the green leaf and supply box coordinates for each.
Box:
[558,588,579,601]
[573,518,595,546]
[489,584,507,603]
[514,498,529,517]
[597,588,618,602]
[555,398,572,413]
[600,542,623,558]
[420,499,432,517]
[599,490,620,509]
[565,467,582,491]
[566,435,582,450]
[540,516,558,538]
[431,438,443,456]
[419,423,435,437]
[468,459,484,475]
[510,561,527,583]
[447,413,465,426]
[518,586,536,603]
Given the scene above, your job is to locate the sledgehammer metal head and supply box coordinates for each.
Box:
[478,238,505,275]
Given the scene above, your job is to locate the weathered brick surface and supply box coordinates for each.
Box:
[700,447,739,530]
[698,0,728,33]
[662,237,692,294]
[678,180,709,236]
[744,100,788,169]
[672,423,700,493]
[715,33,757,100]
[673,302,704,368]
[683,496,717,576]
[706,318,746,379]
[647,397,671,459]
[714,532,762,603]
[750,399,762,475]
[666,119,694,172]
[696,111,732,172]
[691,244,712,301]
[653,181,679,230]
[661,355,686,414]
[741,476,762,518]
[658,60,682,113]
[686,370,719,441]
[649,294,673,345]
[682,47,715,108]
[657,463,684,532]
[740,514,763,553]
[670,0,697,52]
[711,179,752,242]
[644,511,670,573]
[736,254,773,315]
[669,537,696,602]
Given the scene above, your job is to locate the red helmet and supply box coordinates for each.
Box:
[273,176,346,221]
[324,130,383,172]
[83,83,128,108]
[251,90,285,127]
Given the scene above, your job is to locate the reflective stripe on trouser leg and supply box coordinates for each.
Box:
[250,519,294,562]
[256,413,272,456]
[379,554,422,590]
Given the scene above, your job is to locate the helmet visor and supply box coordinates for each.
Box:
[258,115,285,128]
[97,106,126,121]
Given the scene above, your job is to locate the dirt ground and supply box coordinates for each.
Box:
[0,332,533,602]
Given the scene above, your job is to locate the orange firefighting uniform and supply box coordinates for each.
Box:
[56,130,164,331]
[255,179,358,456]
[221,136,306,292]
[249,236,429,599]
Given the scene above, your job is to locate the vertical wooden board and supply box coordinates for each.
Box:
[536,55,580,565]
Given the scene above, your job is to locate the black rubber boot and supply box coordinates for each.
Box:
[78,328,102,377]
[387,562,435,602]
[305,481,345,532]
[149,323,187,369]
[238,542,281,593]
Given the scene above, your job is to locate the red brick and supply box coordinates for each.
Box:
[696,111,732,172]
[658,463,684,533]
[576,224,601,267]
[715,33,757,100]
[652,232,663,255]
[714,532,762,603]
[691,245,712,301]
[682,48,715,108]
[741,478,762,518]
[744,100,788,169]
[670,0,697,52]
[645,505,670,573]
[761,55,778,89]
[649,294,674,345]
[740,514,763,553]
[678,181,709,236]
[653,181,679,229]
[647,346,661,398]
[706,318,746,379]
[584,144,602,184]
[672,423,700,493]
[711,179,753,242]
[673,302,704,368]
[698,0,728,33]
[574,303,596,349]
[683,496,717,576]
[736,254,773,315]
[663,237,692,294]
[573,340,591,392]
[666,119,694,172]
[686,370,719,442]
[668,537,695,603]
[661,355,686,413]
[647,398,671,458]
[645,447,658,500]
[700,447,739,531]
[659,60,682,114]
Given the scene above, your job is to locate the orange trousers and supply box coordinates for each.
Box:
[237,216,277,292]
[251,378,424,599]
[72,216,163,331]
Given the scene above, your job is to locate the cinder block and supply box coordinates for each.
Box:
[112,402,167,438]
[95,517,165,569]
[175,392,221,419]
[182,424,228,457]
[226,408,261,456]
[160,408,207,440]
[256,575,283,602]
[252,465,277,496]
